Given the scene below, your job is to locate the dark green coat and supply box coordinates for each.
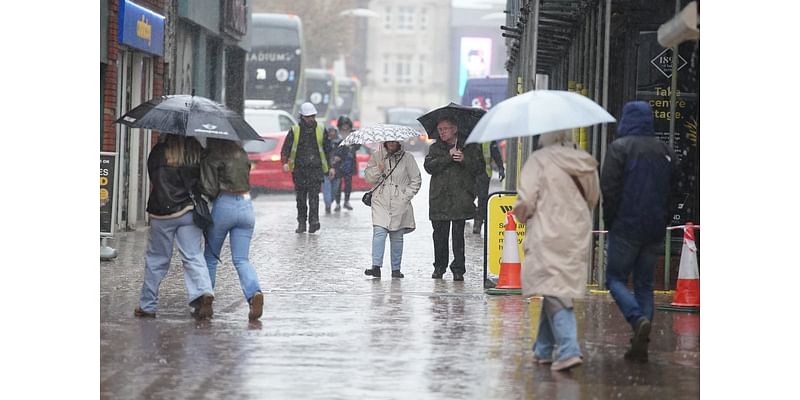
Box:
[424,141,483,221]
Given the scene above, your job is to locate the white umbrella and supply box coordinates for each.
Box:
[465,90,616,144]
[339,124,420,146]
[339,8,380,18]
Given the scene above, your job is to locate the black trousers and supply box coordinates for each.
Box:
[293,169,322,225]
[475,174,490,223]
[431,220,466,273]
[336,174,353,203]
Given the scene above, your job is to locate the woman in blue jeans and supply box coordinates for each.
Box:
[513,131,600,372]
[363,141,422,278]
[200,139,263,321]
[136,135,214,320]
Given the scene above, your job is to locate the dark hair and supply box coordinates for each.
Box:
[436,117,457,127]
[337,115,353,129]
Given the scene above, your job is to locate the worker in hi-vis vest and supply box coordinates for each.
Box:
[281,102,330,233]
[473,141,505,234]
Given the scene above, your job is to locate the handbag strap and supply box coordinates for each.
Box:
[570,175,587,201]
[369,151,405,193]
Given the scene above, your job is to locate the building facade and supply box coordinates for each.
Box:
[361,0,451,125]
[101,0,250,233]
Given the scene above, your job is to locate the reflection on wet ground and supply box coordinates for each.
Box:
[101,155,698,399]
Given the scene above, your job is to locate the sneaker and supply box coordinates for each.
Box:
[391,270,404,278]
[134,307,156,318]
[248,292,264,322]
[365,266,381,278]
[431,268,445,279]
[191,294,214,320]
[532,354,553,365]
[453,272,465,281]
[551,356,583,371]
[343,202,353,210]
[295,223,306,233]
[625,317,651,362]
[308,223,321,233]
[334,204,341,212]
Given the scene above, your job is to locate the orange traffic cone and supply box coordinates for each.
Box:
[671,222,700,308]
[496,211,522,289]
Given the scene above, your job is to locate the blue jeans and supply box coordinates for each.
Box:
[533,297,582,362]
[372,226,404,270]
[140,211,213,312]
[605,232,660,329]
[322,175,341,208]
[204,193,262,301]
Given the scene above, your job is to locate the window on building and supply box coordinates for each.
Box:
[384,7,392,30]
[396,55,412,84]
[420,8,428,30]
[419,55,425,84]
[383,55,391,83]
[397,7,414,31]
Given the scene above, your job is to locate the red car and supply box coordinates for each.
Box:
[247,132,373,193]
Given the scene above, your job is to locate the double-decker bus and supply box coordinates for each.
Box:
[331,76,362,128]
[302,68,336,126]
[245,13,304,115]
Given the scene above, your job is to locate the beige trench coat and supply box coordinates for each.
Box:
[513,144,600,299]
[364,145,422,232]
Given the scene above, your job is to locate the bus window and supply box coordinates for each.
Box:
[246,14,305,115]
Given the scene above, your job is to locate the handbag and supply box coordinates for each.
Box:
[363,152,405,207]
[188,189,213,231]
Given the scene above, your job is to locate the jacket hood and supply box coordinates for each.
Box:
[541,144,598,177]
[617,101,655,137]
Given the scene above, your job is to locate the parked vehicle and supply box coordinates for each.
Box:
[244,106,372,193]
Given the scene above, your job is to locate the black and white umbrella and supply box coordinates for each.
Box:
[115,95,263,146]
[339,124,421,146]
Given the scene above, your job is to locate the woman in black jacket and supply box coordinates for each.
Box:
[135,135,214,320]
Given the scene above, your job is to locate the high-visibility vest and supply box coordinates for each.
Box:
[482,142,492,177]
[288,125,329,173]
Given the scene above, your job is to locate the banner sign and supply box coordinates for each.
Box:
[100,152,117,236]
[118,0,165,56]
[485,192,526,278]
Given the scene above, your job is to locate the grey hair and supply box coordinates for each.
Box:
[538,130,572,148]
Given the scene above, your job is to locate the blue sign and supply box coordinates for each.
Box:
[118,0,165,56]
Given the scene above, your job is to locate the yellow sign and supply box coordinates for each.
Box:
[136,15,152,46]
[486,193,526,276]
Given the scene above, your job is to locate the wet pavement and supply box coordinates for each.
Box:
[100,153,699,399]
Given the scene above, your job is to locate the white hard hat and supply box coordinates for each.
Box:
[300,102,318,116]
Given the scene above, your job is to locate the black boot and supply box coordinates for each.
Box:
[391,270,404,278]
[308,222,321,233]
[472,220,482,234]
[364,266,381,278]
[295,222,306,233]
[431,267,446,279]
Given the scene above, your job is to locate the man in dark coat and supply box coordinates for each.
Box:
[424,117,483,281]
[281,102,330,233]
[601,100,678,363]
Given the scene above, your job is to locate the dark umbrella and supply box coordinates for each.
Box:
[115,95,263,146]
[417,102,487,142]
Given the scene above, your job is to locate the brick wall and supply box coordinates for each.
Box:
[102,0,167,152]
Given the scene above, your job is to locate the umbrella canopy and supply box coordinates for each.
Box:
[115,95,263,146]
[339,124,421,146]
[465,90,616,144]
[417,102,487,141]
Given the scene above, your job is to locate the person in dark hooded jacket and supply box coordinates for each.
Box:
[601,100,678,363]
